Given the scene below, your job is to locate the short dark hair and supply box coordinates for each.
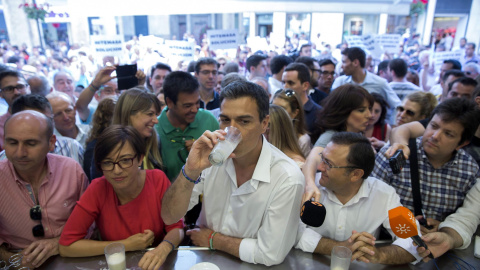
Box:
[319,59,335,68]
[246,55,267,72]
[12,94,52,115]
[443,59,462,71]
[94,125,146,172]
[7,56,21,64]
[295,56,317,71]
[330,132,375,179]
[150,62,172,78]
[224,62,239,74]
[442,69,464,83]
[377,60,390,75]
[195,58,217,74]
[430,98,480,145]
[389,58,408,78]
[0,69,24,87]
[221,73,247,89]
[448,77,478,93]
[270,55,293,75]
[163,71,199,104]
[284,63,310,84]
[220,80,269,121]
[466,42,476,50]
[342,47,366,68]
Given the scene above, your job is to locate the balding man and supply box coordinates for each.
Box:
[47,92,90,147]
[53,71,76,100]
[27,76,51,97]
[0,111,88,268]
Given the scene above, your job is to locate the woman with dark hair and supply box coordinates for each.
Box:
[84,97,116,180]
[303,84,374,203]
[365,93,391,151]
[59,125,184,269]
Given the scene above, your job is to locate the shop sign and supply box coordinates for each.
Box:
[91,35,124,58]
[207,29,238,50]
[45,6,70,23]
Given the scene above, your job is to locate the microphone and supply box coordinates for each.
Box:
[388,206,434,259]
[300,201,326,227]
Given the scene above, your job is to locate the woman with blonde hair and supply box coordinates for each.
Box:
[272,89,311,156]
[113,87,163,170]
[395,91,437,127]
[266,104,306,168]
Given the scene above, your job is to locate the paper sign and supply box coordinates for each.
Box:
[90,35,124,58]
[165,40,195,61]
[207,29,238,50]
[433,51,463,72]
[345,35,382,59]
[246,37,269,53]
[376,34,401,54]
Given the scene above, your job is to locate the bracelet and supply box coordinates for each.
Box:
[162,239,175,252]
[88,83,101,93]
[181,165,201,184]
[209,231,217,251]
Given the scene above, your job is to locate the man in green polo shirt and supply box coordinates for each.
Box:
[156,71,219,181]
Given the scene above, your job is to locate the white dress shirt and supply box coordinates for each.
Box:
[189,136,305,266]
[295,177,422,263]
[439,180,480,249]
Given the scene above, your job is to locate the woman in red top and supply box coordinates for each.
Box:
[59,125,184,270]
[365,93,391,151]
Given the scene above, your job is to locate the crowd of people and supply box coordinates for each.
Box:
[0,31,480,269]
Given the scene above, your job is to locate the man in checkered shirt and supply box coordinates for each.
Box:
[372,98,480,232]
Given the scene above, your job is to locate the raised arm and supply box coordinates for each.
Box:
[161,130,226,225]
[301,146,323,203]
[76,66,116,121]
[386,121,426,158]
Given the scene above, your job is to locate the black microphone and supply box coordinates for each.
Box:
[300,201,327,227]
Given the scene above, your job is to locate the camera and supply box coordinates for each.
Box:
[389,149,406,174]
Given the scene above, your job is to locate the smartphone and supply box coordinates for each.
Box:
[418,217,434,230]
[117,64,138,90]
[389,149,406,174]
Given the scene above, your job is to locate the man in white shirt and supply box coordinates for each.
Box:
[388,58,421,101]
[161,80,305,266]
[268,55,293,95]
[296,132,421,264]
[332,47,401,124]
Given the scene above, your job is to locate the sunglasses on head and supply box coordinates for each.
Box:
[30,205,44,237]
[396,106,416,117]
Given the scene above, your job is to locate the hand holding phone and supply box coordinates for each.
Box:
[389,149,406,174]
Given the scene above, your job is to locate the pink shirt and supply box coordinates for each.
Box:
[0,111,11,150]
[0,153,88,250]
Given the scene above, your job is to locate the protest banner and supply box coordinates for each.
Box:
[433,50,463,72]
[164,40,195,61]
[90,35,124,58]
[207,29,238,50]
[247,37,269,53]
[376,34,401,54]
[345,35,382,59]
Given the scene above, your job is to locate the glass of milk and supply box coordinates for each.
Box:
[104,242,126,270]
[208,126,242,166]
[330,246,352,270]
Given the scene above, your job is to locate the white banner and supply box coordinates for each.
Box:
[376,34,401,54]
[433,51,463,72]
[165,40,195,61]
[90,35,124,58]
[207,29,238,50]
[345,34,401,58]
[246,37,269,53]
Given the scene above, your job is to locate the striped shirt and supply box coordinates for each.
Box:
[0,154,88,249]
[372,137,479,221]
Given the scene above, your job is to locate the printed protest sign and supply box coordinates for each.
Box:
[91,35,124,58]
[207,29,238,50]
[165,40,195,61]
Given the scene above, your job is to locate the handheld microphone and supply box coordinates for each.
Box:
[388,206,434,259]
[300,201,326,227]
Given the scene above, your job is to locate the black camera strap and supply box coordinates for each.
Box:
[408,138,423,217]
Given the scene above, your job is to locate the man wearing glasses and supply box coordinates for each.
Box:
[296,132,421,264]
[0,110,88,268]
[195,58,220,110]
[0,69,29,151]
[317,59,336,95]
